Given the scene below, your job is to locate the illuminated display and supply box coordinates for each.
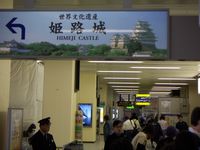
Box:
[135,94,151,106]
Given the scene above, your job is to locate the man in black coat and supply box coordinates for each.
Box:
[104,119,133,150]
[29,117,56,150]
[176,114,188,132]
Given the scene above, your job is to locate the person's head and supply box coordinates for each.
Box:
[177,114,183,121]
[191,107,200,132]
[124,116,129,121]
[160,115,165,120]
[130,113,138,120]
[104,115,109,122]
[166,126,177,138]
[143,125,153,139]
[175,131,200,150]
[38,117,51,133]
[27,123,36,135]
[112,119,123,135]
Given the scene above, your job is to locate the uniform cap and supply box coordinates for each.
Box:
[38,117,51,125]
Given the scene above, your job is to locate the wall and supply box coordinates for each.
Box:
[170,16,200,60]
[0,0,13,8]
[0,4,13,150]
[0,60,11,150]
[77,71,97,142]
[43,60,76,147]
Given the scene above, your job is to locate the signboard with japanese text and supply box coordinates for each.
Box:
[0,10,168,59]
[7,108,23,150]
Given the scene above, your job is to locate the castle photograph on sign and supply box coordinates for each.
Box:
[0,10,168,59]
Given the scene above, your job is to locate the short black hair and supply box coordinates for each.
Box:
[104,115,109,121]
[177,114,183,119]
[143,125,153,134]
[160,115,165,120]
[130,113,138,120]
[113,119,122,128]
[191,107,200,126]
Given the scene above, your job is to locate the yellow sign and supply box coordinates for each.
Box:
[135,102,151,106]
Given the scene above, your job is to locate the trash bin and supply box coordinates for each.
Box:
[64,141,83,150]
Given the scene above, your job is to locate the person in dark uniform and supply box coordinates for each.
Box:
[29,117,56,150]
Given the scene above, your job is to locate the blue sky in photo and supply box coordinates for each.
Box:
[0,11,168,49]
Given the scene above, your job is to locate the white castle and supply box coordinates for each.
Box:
[111,21,157,50]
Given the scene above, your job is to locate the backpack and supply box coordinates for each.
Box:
[124,120,139,142]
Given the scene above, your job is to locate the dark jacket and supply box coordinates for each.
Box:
[156,137,174,150]
[29,130,56,150]
[176,121,188,132]
[103,121,111,142]
[104,133,133,150]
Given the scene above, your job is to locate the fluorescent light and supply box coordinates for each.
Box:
[149,91,171,95]
[36,60,43,63]
[111,86,140,88]
[155,83,188,85]
[115,91,132,93]
[116,91,132,92]
[97,70,142,73]
[108,82,140,84]
[104,77,141,80]
[152,86,181,89]
[130,66,181,70]
[117,93,133,95]
[158,77,195,81]
[114,89,139,91]
[88,61,143,63]
[151,86,181,91]
[198,78,200,94]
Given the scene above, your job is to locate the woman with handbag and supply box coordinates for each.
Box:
[123,113,141,141]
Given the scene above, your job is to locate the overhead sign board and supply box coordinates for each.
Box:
[0,10,168,59]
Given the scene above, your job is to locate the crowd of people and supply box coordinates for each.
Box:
[22,106,200,150]
[103,106,200,150]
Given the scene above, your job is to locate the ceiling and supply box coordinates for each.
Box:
[80,60,200,96]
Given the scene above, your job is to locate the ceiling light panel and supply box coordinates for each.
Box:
[88,61,143,63]
[111,86,140,88]
[97,70,142,73]
[149,91,171,95]
[151,86,181,91]
[108,82,140,84]
[130,66,181,70]
[158,77,195,80]
[104,77,141,80]
[114,89,139,91]
[155,83,188,85]
[152,86,181,89]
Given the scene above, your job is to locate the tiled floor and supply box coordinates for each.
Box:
[83,135,104,150]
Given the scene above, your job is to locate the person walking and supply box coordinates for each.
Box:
[189,107,200,137]
[103,115,111,142]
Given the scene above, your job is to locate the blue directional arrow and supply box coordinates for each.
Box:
[6,17,26,40]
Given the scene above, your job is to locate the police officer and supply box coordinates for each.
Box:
[29,117,56,150]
